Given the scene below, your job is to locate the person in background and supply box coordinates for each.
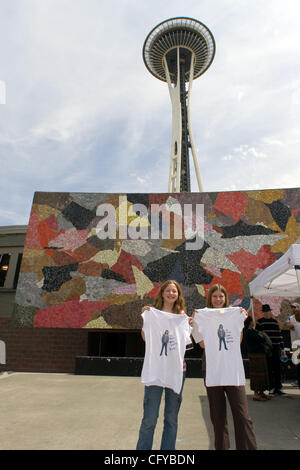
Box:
[277,300,294,349]
[243,316,271,401]
[286,307,300,389]
[288,306,300,340]
[255,304,288,397]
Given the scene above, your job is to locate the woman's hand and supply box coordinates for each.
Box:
[141,305,151,313]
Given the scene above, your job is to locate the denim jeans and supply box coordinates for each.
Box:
[136,373,185,450]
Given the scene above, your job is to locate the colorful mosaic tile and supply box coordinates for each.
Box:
[12,189,300,328]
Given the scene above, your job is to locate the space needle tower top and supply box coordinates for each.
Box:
[143,17,215,192]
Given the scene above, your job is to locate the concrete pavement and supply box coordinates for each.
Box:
[0,372,299,450]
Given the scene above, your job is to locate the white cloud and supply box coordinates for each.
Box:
[1,0,300,224]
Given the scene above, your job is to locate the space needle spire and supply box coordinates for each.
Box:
[143,17,215,192]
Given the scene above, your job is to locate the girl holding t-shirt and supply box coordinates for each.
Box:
[193,283,257,450]
[136,280,189,450]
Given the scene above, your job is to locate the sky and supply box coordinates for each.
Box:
[1,0,300,226]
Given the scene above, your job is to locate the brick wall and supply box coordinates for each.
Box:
[0,317,88,373]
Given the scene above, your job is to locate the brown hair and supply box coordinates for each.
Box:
[154,280,186,314]
[206,284,229,308]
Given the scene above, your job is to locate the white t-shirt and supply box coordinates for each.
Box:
[141,307,191,394]
[193,307,246,387]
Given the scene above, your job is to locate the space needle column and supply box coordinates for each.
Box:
[143,17,215,192]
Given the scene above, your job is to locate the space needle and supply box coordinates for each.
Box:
[143,17,215,192]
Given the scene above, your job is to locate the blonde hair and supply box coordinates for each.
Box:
[206,284,229,308]
[154,280,186,314]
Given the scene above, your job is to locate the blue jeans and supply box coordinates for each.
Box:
[136,373,185,450]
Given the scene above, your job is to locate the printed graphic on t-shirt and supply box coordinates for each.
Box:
[160,329,178,356]
[141,307,192,393]
[217,324,235,351]
[217,324,228,350]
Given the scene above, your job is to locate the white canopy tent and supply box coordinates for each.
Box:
[249,243,300,298]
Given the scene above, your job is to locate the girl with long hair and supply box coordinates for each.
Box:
[136,280,190,450]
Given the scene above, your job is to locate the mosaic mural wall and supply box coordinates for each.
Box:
[12,188,300,329]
